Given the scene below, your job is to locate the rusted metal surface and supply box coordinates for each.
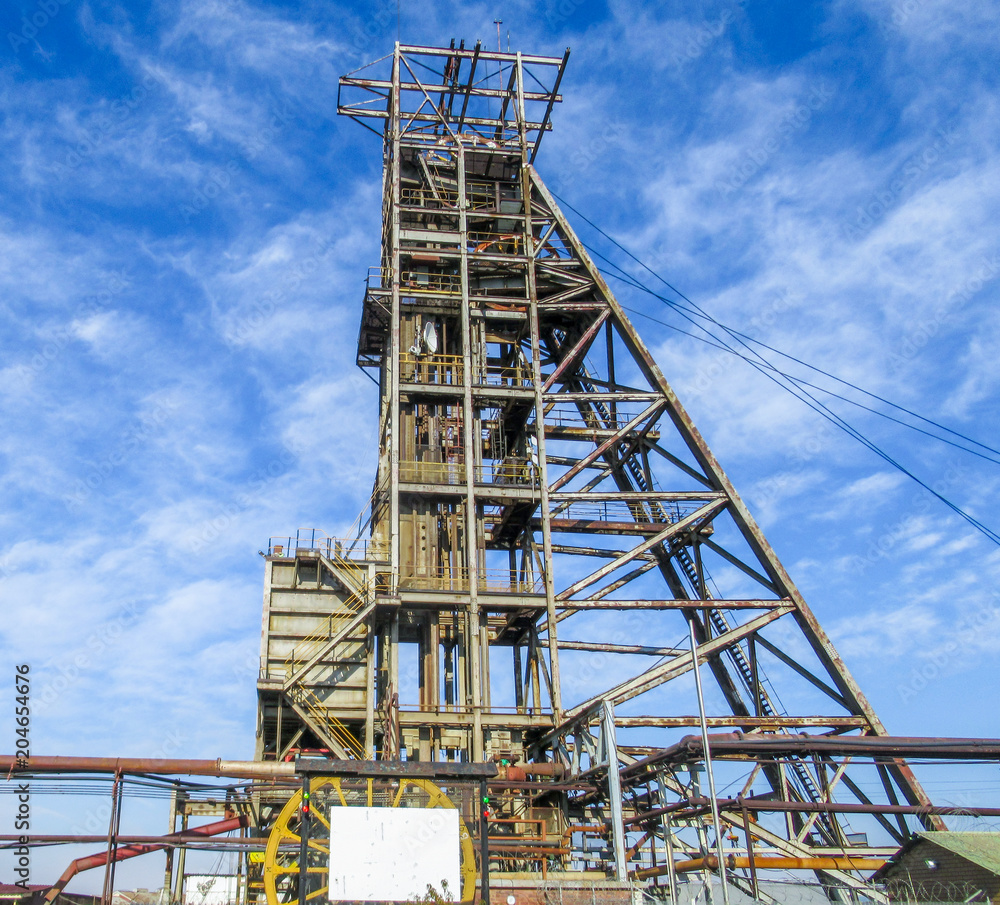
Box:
[622,733,1000,782]
[2,755,296,778]
[42,816,247,904]
[636,855,886,879]
[627,798,1000,824]
[294,757,497,777]
[0,834,270,845]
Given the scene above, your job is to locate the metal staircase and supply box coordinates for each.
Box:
[279,547,380,759]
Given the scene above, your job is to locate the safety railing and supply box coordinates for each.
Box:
[268,529,388,562]
[466,181,496,210]
[475,460,538,487]
[399,271,462,294]
[398,182,519,212]
[399,355,531,388]
[400,703,553,715]
[366,266,391,290]
[546,499,694,524]
[476,362,532,386]
[544,406,643,431]
[401,352,464,385]
[285,683,367,759]
[481,569,544,594]
[401,186,460,207]
[399,568,544,594]
[467,180,522,210]
[399,459,466,485]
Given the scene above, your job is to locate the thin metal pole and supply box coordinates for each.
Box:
[689,620,730,905]
[602,701,628,882]
[479,778,491,905]
[740,802,759,899]
[658,781,678,904]
[106,776,125,900]
[298,774,310,905]
[101,772,121,905]
[171,810,187,905]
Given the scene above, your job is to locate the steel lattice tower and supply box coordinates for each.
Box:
[253,42,945,900]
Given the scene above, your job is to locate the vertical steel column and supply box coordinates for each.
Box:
[386,44,403,734]
[388,43,402,597]
[365,629,376,756]
[457,139,484,762]
[521,114,561,721]
[101,772,122,905]
[163,790,177,900]
[740,801,759,899]
[171,808,188,905]
[658,775,678,902]
[689,620,730,905]
[601,701,628,883]
[480,778,491,905]
[234,819,246,905]
[298,773,310,905]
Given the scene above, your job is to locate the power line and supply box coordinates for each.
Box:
[557,190,1000,459]
[550,190,1000,547]
[592,259,1000,467]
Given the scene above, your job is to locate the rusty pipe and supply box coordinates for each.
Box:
[634,854,884,879]
[500,762,565,780]
[626,797,1000,825]
[0,834,270,846]
[43,815,248,903]
[2,756,296,779]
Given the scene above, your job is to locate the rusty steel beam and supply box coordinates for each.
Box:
[628,797,1000,826]
[555,599,787,610]
[635,855,885,879]
[612,715,868,728]
[621,733,1000,781]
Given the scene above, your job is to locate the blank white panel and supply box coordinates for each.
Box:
[328,807,461,901]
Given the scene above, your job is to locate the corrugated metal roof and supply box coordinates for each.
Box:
[920,831,1000,875]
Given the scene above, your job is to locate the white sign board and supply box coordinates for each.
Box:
[328,807,461,902]
[184,875,239,905]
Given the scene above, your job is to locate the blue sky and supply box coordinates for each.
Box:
[2,0,1000,889]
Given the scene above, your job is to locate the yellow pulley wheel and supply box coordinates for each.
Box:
[263,776,477,904]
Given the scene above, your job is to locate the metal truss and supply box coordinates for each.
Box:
[249,40,959,896]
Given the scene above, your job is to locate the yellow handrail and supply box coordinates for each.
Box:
[287,684,366,758]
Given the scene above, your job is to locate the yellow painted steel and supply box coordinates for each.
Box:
[263,776,476,905]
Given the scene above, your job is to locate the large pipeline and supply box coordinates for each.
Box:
[1,756,296,779]
[1,756,556,780]
[634,854,884,879]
